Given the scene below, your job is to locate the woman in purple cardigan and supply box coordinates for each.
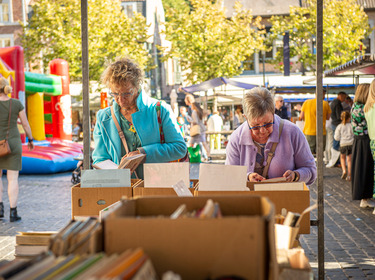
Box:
[225,87,317,184]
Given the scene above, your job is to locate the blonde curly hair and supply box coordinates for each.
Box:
[101,57,143,90]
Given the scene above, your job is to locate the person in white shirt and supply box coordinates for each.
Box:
[207,111,224,150]
[334,111,354,181]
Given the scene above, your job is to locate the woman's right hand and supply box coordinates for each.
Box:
[248,173,265,182]
[28,141,34,151]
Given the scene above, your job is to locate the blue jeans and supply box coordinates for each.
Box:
[331,124,340,151]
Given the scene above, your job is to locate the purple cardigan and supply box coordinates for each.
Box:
[225,115,317,185]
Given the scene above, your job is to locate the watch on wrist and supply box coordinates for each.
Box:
[293,171,300,182]
[28,138,34,143]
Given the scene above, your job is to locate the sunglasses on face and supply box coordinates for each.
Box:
[248,121,274,131]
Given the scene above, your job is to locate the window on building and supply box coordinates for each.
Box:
[0,0,10,23]
[242,55,254,71]
[0,37,11,47]
[121,1,145,18]
[363,37,371,53]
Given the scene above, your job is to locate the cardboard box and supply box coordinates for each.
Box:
[194,182,310,234]
[132,179,198,197]
[71,179,142,218]
[104,195,278,280]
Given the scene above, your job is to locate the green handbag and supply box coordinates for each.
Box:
[188,145,201,163]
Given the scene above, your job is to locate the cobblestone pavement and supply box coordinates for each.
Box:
[0,165,375,279]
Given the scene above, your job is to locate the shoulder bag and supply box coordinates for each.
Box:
[0,99,12,157]
[262,119,284,179]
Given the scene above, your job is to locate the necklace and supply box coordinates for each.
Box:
[121,105,137,114]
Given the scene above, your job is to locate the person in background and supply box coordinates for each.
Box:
[343,95,353,112]
[93,57,187,179]
[331,91,348,152]
[177,116,188,142]
[334,111,354,181]
[184,94,195,116]
[300,89,331,155]
[207,111,223,150]
[0,77,34,222]
[190,102,211,161]
[226,87,316,184]
[365,80,375,214]
[350,84,374,209]
[274,95,289,120]
[179,106,191,126]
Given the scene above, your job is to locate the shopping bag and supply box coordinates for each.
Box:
[188,145,201,163]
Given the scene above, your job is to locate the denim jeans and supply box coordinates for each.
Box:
[331,124,340,151]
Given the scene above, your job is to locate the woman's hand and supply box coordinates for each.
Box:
[248,173,265,182]
[283,170,296,182]
[123,150,140,158]
[28,141,34,151]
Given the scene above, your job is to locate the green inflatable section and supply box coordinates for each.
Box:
[25,72,62,96]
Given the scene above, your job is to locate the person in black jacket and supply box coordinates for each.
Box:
[274,95,289,120]
[330,91,347,151]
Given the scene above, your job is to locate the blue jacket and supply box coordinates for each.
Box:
[92,91,187,165]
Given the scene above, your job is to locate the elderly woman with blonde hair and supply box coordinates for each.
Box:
[225,87,316,184]
[92,57,187,179]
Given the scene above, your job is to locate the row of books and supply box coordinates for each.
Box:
[0,248,157,280]
[49,217,102,257]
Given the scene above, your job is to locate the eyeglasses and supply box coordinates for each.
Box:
[248,122,274,131]
[109,89,137,98]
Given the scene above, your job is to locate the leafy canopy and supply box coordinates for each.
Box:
[269,0,371,71]
[21,0,152,81]
[164,0,265,84]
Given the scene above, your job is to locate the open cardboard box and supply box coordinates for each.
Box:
[132,179,198,197]
[71,179,142,218]
[103,195,278,280]
[275,204,317,250]
[194,181,310,234]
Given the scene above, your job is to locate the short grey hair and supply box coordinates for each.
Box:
[275,95,283,102]
[243,87,275,120]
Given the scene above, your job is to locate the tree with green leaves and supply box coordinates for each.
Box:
[22,0,151,81]
[164,0,265,84]
[269,0,371,72]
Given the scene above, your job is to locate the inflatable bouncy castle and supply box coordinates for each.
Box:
[0,46,81,174]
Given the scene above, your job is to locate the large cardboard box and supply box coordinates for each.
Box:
[132,179,198,197]
[194,182,310,234]
[71,179,142,218]
[104,196,277,280]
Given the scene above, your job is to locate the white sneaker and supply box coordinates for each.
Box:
[360,199,375,208]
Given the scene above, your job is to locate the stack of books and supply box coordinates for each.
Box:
[15,231,56,259]
[0,248,157,280]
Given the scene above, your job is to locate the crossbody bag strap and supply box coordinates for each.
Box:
[110,105,129,154]
[262,119,284,178]
[110,105,139,179]
[6,99,11,140]
[156,101,165,144]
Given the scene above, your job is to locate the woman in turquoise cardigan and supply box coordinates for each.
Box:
[92,58,187,179]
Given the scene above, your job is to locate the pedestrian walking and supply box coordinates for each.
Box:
[365,80,375,212]
[190,102,211,161]
[334,111,354,181]
[351,83,375,208]
[0,77,34,222]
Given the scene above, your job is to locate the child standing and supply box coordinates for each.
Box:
[334,111,354,181]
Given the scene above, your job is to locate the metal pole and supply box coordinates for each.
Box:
[81,0,91,169]
[316,0,324,279]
